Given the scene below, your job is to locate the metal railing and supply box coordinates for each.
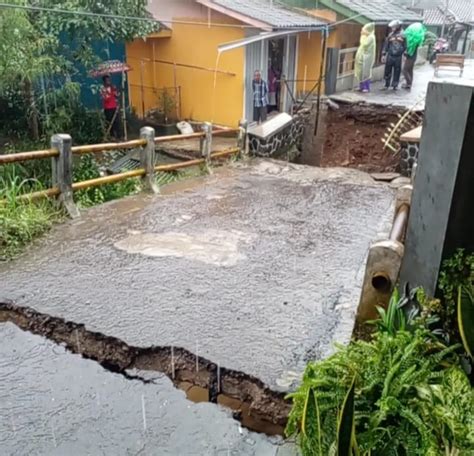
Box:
[1,122,249,218]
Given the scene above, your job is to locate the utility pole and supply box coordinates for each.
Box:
[440,0,450,38]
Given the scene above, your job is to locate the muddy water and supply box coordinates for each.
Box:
[0,323,287,455]
[0,161,396,390]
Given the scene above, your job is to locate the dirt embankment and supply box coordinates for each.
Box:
[322,103,404,173]
[0,300,290,432]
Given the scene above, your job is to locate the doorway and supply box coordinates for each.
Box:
[267,39,284,113]
[244,35,297,121]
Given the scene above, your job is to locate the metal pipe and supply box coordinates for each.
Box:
[390,204,409,243]
[0,149,59,164]
[71,139,147,155]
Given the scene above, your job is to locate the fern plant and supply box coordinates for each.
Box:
[286,328,473,455]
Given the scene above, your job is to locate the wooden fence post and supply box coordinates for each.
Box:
[200,122,212,172]
[140,126,159,194]
[51,134,80,219]
[238,120,249,159]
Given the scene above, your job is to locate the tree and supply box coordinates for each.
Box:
[0,0,157,139]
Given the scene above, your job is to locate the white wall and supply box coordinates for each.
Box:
[147,0,207,28]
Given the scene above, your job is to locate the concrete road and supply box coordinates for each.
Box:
[331,60,474,109]
[1,160,396,389]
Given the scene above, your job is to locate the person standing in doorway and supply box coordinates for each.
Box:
[101,75,120,140]
[252,70,268,123]
[382,20,406,91]
[355,23,376,93]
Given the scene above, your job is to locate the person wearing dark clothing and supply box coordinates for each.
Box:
[252,70,268,123]
[382,20,406,90]
[402,48,417,89]
[101,75,121,139]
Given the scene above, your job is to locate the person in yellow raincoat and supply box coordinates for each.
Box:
[355,23,376,93]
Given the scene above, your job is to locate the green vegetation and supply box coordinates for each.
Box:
[73,155,141,208]
[0,173,62,260]
[0,0,155,141]
[458,285,474,359]
[287,287,474,456]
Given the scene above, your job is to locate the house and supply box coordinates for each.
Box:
[126,0,330,127]
[308,0,422,92]
[423,0,473,53]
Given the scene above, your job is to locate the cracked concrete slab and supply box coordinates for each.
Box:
[0,323,282,455]
[0,160,396,389]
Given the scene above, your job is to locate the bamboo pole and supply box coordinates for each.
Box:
[152,58,236,76]
[6,148,240,202]
[72,169,146,191]
[17,187,60,201]
[154,129,239,144]
[0,149,59,164]
[71,139,146,155]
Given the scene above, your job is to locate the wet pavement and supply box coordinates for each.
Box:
[331,60,474,109]
[0,323,286,456]
[1,160,396,389]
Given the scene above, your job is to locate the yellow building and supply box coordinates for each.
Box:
[126,0,330,127]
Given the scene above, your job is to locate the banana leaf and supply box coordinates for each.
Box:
[457,285,474,358]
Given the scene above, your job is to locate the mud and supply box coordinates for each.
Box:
[321,103,404,172]
[0,300,291,429]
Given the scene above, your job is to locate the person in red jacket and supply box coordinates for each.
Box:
[100,75,120,139]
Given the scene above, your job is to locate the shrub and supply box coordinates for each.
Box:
[438,249,474,340]
[0,175,62,259]
[286,289,474,456]
[73,155,140,208]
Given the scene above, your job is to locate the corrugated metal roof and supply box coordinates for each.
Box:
[208,0,328,28]
[424,0,473,25]
[332,0,423,23]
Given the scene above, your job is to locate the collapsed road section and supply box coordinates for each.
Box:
[0,160,397,434]
[0,300,289,430]
[0,322,286,455]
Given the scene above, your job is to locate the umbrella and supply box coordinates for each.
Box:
[89,60,132,78]
[404,23,426,57]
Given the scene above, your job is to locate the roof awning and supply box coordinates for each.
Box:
[218,28,322,53]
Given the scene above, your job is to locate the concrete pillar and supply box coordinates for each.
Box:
[51,134,80,219]
[201,122,212,173]
[400,82,474,296]
[357,240,405,323]
[238,120,249,159]
[140,127,159,194]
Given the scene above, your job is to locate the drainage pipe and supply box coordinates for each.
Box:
[389,203,409,243]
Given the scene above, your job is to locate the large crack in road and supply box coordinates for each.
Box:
[0,300,290,431]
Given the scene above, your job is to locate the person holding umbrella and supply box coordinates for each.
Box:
[402,23,426,90]
[101,75,121,140]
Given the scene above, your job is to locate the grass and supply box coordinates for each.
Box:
[0,156,228,260]
[0,174,63,260]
